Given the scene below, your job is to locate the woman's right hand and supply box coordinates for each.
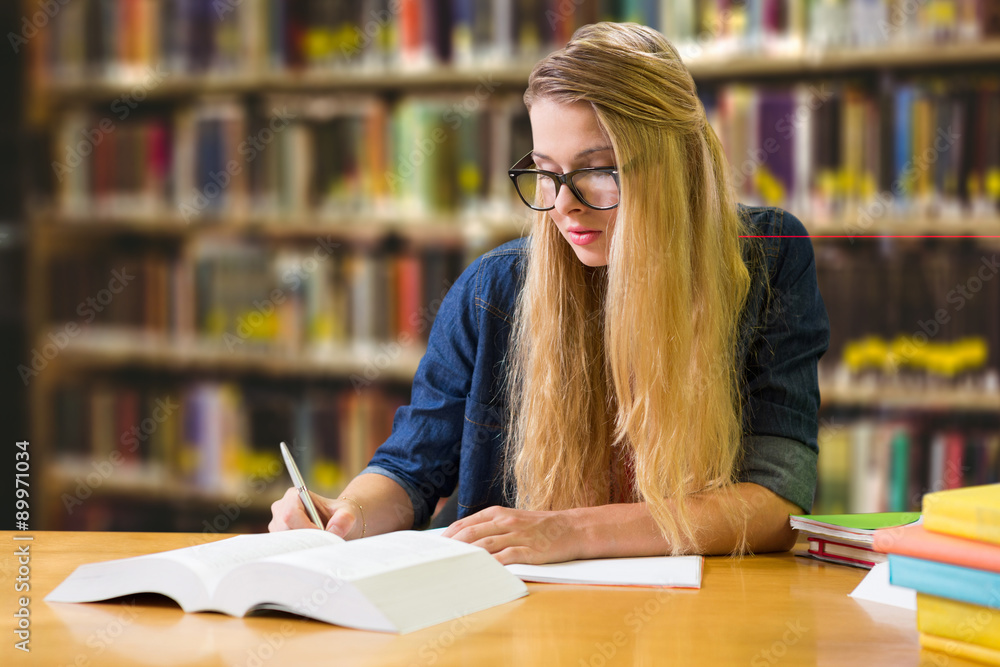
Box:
[268,487,361,538]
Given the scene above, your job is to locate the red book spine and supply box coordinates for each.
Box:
[147,120,168,206]
[400,0,423,61]
[808,538,878,568]
[116,388,141,465]
[94,124,114,209]
[397,253,423,343]
[944,433,965,489]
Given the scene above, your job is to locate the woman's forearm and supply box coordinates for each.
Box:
[337,473,415,537]
[572,482,801,559]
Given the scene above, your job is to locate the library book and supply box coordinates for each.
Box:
[45,530,528,634]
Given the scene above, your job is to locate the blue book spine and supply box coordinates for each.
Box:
[893,85,913,201]
[888,554,1000,609]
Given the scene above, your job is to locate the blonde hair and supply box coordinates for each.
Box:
[504,22,757,555]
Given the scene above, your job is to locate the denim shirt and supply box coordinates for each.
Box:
[362,205,831,528]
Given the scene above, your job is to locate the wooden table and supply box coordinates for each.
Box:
[0,531,964,666]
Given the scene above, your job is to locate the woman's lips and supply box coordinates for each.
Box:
[568,230,601,246]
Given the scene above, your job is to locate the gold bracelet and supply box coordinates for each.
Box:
[339,496,366,538]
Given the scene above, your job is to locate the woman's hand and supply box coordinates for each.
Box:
[268,487,362,539]
[441,506,584,565]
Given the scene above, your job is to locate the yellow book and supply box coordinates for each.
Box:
[924,484,1000,545]
[920,631,1000,666]
[918,594,1000,651]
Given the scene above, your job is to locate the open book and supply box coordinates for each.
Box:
[45,530,527,634]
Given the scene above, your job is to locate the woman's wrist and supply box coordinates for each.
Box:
[564,506,602,560]
[566,503,671,559]
[337,496,367,539]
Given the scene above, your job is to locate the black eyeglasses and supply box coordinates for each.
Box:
[508,152,620,211]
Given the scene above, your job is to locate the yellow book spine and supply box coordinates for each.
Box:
[920,631,1000,666]
[918,594,1000,651]
[924,513,1000,545]
[924,485,1000,545]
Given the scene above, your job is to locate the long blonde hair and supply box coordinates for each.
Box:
[504,22,756,554]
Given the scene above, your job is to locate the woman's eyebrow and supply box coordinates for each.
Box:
[532,146,613,162]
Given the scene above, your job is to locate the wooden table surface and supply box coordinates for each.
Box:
[0,531,970,666]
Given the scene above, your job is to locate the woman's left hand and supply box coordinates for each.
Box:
[441,506,583,565]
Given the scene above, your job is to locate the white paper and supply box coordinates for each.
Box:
[848,561,916,610]
[422,528,702,588]
[505,556,703,588]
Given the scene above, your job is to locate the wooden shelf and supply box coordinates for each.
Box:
[32,209,1000,241]
[48,328,426,381]
[686,40,1000,79]
[38,64,538,101]
[31,210,530,244]
[806,216,1000,240]
[820,382,1000,411]
[46,462,286,511]
[38,40,1000,102]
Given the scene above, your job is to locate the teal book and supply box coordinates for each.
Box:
[888,554,1000,609]
[889,429,911,512]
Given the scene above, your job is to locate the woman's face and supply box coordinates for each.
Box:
[528,99,618,267]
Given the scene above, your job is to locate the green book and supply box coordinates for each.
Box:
[890,430,911,512]
[790,512,922,546]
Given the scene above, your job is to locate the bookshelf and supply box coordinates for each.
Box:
[24,0,1000,530]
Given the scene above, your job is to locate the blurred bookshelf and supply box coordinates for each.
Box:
[22,0,1000,530]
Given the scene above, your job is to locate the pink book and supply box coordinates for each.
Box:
[873,522,1000,573]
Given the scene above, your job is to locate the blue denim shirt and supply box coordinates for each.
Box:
[362,205,830,528]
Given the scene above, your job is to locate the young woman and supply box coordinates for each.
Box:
[269,22,830,564]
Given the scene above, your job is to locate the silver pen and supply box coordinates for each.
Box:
[279,441,324,529]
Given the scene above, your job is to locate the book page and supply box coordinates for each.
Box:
[257,531,481,581]
[148,531,343,586]
[506,555,703,588]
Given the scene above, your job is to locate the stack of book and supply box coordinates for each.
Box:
[790,512,920,569]
[874,484,1000,665]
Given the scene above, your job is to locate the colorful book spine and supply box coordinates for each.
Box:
[918,593,1000,651]
[40,0,1000,82]
[807,537,885,568]
[924,483,1000,545]
[920,631,1000,666]
[874,523,1000,573]
[888,554,1000,608]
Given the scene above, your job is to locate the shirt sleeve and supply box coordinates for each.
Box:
[360,256,482,529]
[737,209,830,512]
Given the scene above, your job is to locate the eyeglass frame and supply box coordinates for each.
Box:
[507,151,620,211]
